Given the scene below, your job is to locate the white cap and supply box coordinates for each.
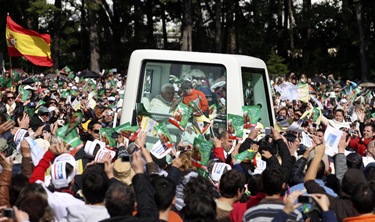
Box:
[24,85,37,90]
[209,163,232,182]
[340,98,348,104]
[50,154,77,189]
[48,106,56,112]
[84,140,105,157]
[108,96,116,102]
[71,86,77,90]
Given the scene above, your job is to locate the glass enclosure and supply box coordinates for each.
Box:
[136,60,227,146]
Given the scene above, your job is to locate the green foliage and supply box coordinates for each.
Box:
[267,52,289,78]
[27,0,57,16]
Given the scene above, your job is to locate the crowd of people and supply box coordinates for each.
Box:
[0,68,374,222]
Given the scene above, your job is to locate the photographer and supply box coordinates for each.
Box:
[348,124,375,156]
[99,107,115,128]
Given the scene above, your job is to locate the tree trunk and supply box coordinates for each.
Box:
[288,0,295,56]
[302,0,311,70]
[146,0,154,48]
[52,0,62,70]
[181,0,192,51]
[161,2,168,48]
[277,0,287,58]
[355,0,369,81]
[195,0,205,51]
[88,0,101,73]
[226,0,236,53]
[133,0,141,45]
[215,0,222,53]
[81,0,89,70]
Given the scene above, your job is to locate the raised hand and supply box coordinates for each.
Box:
[17,113,30,129]
[131,152,144,174]
[0,153,13,171]
[0,120,14,135]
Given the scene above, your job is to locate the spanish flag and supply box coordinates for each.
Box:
[5,15,53,67]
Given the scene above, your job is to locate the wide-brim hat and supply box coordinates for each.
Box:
[113,158,135,185]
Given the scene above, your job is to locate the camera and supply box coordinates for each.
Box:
[3,208,14,218]
[348,129,355,135]
[44,124,51,132]
[298,195,313,204]
[121,155,132,162]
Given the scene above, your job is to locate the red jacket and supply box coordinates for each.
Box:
[349,137,372,156]
[29,150,55,183]
[182,89,209,112]
[228,192,266,222]
[213,147,226,163]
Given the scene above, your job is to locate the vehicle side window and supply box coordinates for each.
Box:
[242,68,272,127]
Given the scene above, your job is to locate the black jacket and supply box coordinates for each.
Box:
[100,174,159,222]
[289,157,308,186]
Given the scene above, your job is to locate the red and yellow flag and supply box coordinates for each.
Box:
[5,15,53,67]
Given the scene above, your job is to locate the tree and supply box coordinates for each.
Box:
[267,51,289,78]
[354,0,369,81]
[87,0,101,73]
[181,0,192,51]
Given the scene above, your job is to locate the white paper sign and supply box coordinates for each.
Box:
[151,140,171,159]
[288,122,304,133]
[301,131,313,147]
[324,125,343,156]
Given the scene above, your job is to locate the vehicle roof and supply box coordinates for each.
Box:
[130,49,267,69]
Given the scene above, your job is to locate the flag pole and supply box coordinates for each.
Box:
[9,56,14,91]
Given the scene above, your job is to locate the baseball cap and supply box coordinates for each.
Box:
[50,154,77,189]
[37,106,49,115]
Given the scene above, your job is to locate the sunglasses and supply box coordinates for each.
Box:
[93,129,100,134]
[41,113,49,116]
[7,97,14,99]
[50,102,56,104]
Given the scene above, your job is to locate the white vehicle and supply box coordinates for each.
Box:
[120,49,275,147]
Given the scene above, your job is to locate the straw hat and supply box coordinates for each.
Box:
[113,158,135,185]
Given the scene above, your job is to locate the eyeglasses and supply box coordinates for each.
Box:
[93,129,100,134]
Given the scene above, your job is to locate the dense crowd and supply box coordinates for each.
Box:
[0,69,374,222]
